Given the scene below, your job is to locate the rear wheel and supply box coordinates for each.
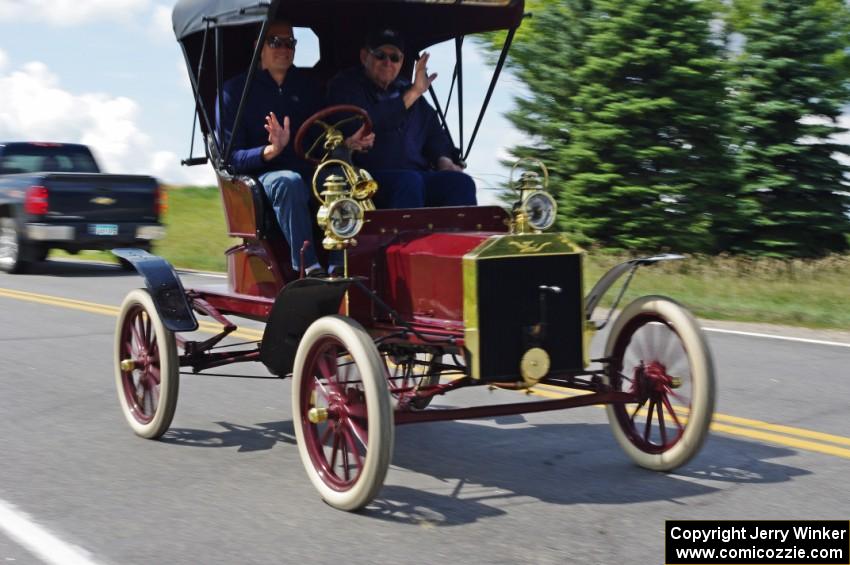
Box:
[0,217,30,274]
[384,349,441,410]
[604,296,715,471]
[114,288,179,439]
[292,315,393,511]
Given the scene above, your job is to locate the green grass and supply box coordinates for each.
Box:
[585,252,850,330]
[55,186,850,330]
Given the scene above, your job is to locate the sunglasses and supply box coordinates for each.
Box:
[266,35,297,50]
[370,49,402,63]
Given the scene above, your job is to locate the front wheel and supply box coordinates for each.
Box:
[114,288,179,439]
[604,296,715,471]
[292,315,394,511]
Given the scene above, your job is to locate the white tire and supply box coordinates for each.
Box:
[604,296,715,470]
[292,315,394,511]
[114,288,179,439]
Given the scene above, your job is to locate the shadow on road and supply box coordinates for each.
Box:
[161,420,297,452]
[360,420,808,525]
[160,416,809,526]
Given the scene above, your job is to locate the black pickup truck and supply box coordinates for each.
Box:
[0,142,164,273]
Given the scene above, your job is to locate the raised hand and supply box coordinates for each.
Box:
[404,52,438,109]
[263,113,290,160]
[412,52,438,95]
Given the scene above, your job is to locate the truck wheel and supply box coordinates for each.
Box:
[0,217,30,274]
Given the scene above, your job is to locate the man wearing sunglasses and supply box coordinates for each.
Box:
[327,28,476,209]
[218,21,373,277]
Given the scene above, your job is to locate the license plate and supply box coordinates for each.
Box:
[89,224,118,236]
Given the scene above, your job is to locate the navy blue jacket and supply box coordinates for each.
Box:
[327,67,455,172]
[218,67,324,177]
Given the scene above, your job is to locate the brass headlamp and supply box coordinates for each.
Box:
[509,158,557,234]
[312,159,377,250]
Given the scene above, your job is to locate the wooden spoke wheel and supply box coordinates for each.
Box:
[604,296,715,471]
[114,289,179,439]
[292,315,393,511]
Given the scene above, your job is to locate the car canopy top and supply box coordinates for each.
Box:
[172,0,525,168]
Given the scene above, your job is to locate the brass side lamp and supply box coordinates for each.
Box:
[509,158,558,234]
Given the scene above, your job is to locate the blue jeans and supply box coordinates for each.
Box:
[259,170,317,270]
[371,170,477,209]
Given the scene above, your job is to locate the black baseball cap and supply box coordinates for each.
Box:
[366,28,405,51]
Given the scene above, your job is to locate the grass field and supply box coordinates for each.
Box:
[55,186,850,330]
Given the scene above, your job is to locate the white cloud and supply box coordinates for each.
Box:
[0,0,151,26]
[0,49,8,71]
[150,4,174,42]
[0,58,215,186]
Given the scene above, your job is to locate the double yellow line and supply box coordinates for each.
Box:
[0,287,263,340]
[529,383,850,460]
[1,285,848,460]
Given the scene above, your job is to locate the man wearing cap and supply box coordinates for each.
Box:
[327,28,476,209]
[218,21,373,277]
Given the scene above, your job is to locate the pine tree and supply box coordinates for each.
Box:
[492,1,594,205]
[495,0,735,252]
[558,0,735,252]
[728,0,850,257]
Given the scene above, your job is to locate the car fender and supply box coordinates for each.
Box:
[260,278,354,376]
[585,254,685,323]
[112,247,199,332]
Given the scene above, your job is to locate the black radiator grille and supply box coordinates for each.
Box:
[472,253,584,381]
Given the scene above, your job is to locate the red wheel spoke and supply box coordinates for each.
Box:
[643,398,656,442]
[130,316,144,347]
[630,399,646,424]
[329,428,341,470]
[346,417,368,451]
[317,351,343,395]
[341,423,364,472]
[657,400,667,446]
[341,436,351,481]
[662,396,685,432]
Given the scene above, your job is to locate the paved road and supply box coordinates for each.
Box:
[1,259,848,565]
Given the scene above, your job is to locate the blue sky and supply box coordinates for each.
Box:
[0,1,528,205]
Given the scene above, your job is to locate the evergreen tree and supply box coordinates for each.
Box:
[728,0,850,257]
[559,0,734,251]
[491,1,594,205]
[494,0,735,252]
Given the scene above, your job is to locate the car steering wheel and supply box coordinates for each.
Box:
[294,105,373,164]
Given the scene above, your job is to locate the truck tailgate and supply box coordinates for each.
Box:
[42,173,159,223]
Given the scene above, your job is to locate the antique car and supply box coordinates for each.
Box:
[112,0,716,511]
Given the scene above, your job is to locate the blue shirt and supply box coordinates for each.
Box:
[217,67,324,176]
[327,67,455,172]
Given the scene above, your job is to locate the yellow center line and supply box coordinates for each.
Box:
[529,384,850,460]
[2,286,848,459]
[0,287,263,341]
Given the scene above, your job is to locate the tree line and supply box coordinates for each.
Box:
[486,0,850,257]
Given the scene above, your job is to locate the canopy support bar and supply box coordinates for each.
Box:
[455,36,464,160]
[180,21,218,164]
[463,25,516,161]
[224,0,281,167]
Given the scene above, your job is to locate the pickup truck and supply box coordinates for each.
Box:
[0,142,165,273]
